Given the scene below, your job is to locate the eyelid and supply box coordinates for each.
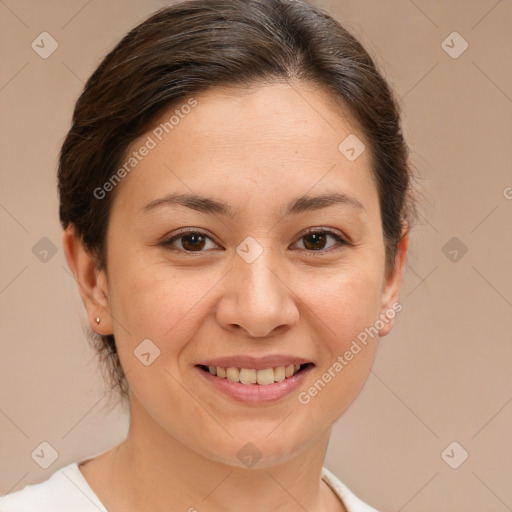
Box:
[299,226,351,243]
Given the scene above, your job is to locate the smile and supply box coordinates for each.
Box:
[197,363,312,385]
[195,362,314,404]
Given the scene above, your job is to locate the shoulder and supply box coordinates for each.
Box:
[0,462,107,512]
[2,462,377,512]
[321,467,381,512]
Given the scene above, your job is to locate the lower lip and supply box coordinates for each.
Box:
[195,365,313,404]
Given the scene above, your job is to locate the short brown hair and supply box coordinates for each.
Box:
[58,0,417,408]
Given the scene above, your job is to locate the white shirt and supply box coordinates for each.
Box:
[0,460,378,512]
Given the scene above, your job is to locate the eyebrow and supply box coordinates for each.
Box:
[141,192,365,218]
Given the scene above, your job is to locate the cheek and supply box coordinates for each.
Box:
[107,265,214,413]
[108,246,385,362]
[302,263,383,347]
[109,266,203,337]
[294,265,382,413]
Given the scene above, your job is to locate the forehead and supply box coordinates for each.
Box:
[166,81,365,151]
[113,82,377,218]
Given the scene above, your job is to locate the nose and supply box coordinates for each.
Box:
[215,251,299,338]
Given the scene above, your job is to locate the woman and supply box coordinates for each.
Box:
[0,0,415,510]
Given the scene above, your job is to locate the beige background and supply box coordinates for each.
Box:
[1,0,511,510]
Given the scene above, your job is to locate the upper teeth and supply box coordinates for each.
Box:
[207,364,302,385]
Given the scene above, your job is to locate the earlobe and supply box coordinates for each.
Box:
[62,225,113,335]
[378,223,409,337]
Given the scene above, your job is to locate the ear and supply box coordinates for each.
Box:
[378,222,409,337]
[62,224,113,335]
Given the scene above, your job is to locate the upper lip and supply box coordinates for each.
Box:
[196,355,314,370]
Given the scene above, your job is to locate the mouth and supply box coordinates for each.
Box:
[194,360,315,404]
[196,363,313,385]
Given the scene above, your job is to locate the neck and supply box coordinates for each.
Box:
[102,395,344,512]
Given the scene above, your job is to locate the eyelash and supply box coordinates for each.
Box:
[160,228,351,255]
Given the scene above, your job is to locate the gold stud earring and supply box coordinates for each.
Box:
[95,317,100,324]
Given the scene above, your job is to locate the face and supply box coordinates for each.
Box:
[78,82,407,468]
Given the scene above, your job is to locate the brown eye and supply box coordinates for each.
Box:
[295,230,348,252]
[179,233,207,251]
[162,230,217,252]
[161,228,348,254]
